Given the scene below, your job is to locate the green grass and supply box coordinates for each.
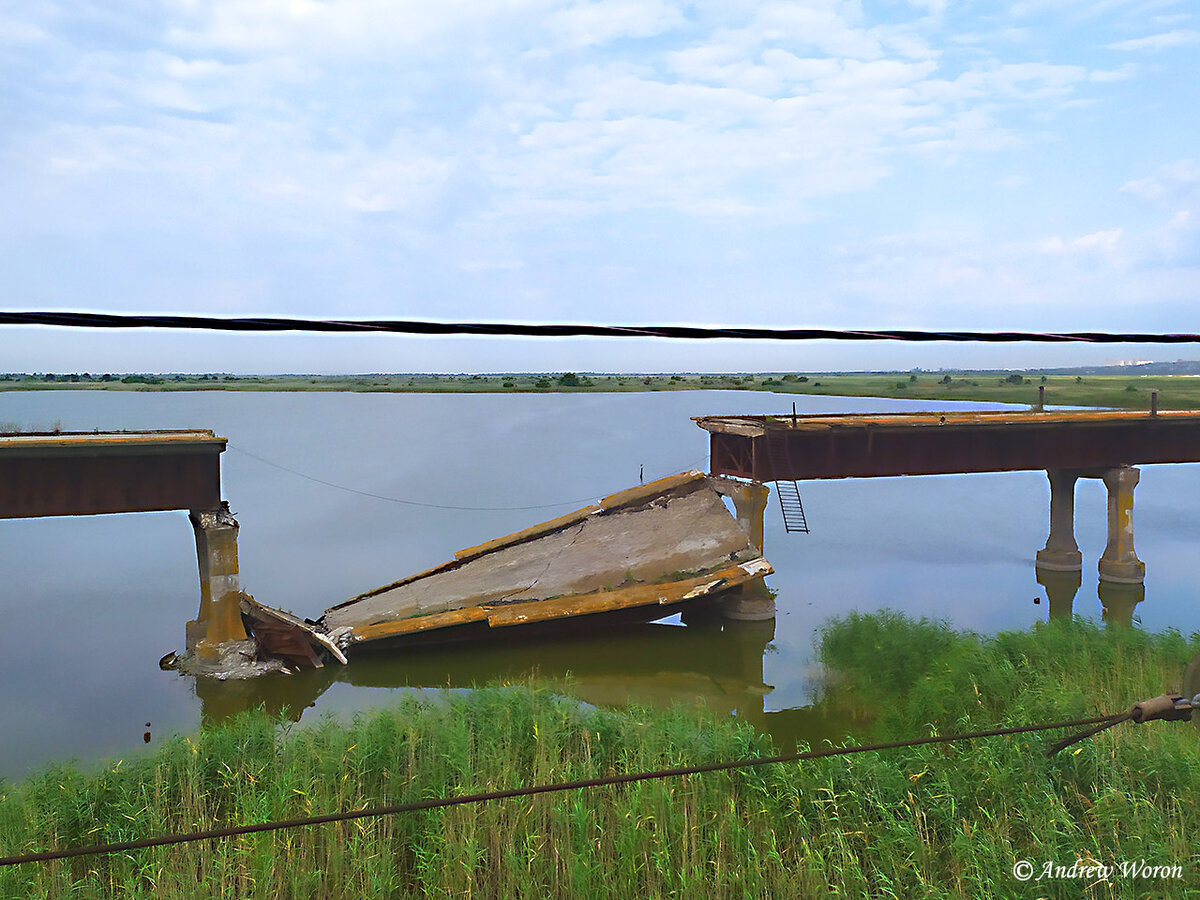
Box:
[4,371,1199,409]
[3,615,1199,897]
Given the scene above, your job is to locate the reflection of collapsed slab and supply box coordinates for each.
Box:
[305,471,771,654]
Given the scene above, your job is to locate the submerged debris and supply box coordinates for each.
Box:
[166,637,296,680]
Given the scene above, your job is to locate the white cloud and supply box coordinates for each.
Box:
[165,0,553,56]
[4,0,1196,348]
[1120,159,1200,204]
[1089,62,1137,82]
[545,0,687,48]
[1037,228,1122,256]
[1107,29,1199,51]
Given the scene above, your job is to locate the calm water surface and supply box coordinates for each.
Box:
[2,389,1198,779]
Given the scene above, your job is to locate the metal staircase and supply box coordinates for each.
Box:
[765,431,809,533]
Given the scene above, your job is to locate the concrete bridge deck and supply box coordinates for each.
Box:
[698,408,1200,593]
[696,409,1200,481]
[0,429,225,518]
[0,429,244,656]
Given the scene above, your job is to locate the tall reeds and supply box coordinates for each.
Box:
[2,614,1198,898]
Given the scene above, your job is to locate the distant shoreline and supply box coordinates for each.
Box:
[2,371,1198,409]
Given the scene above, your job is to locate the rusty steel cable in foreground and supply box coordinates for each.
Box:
[2,311,1200,342]
[0,712,1124,868]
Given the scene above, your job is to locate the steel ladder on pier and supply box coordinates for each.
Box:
[765,430,809,533]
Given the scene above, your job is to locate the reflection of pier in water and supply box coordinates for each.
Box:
[1037,567,1147,626]
[194,614,856,750]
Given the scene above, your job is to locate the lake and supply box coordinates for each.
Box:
[2,388,1198,779]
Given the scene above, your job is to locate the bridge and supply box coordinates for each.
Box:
[696,409,1200,611]
[0,430,246,657]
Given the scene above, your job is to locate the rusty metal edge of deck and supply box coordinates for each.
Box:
[0,429,226,456]
[346,557,772,645]
[694,410,1200,437]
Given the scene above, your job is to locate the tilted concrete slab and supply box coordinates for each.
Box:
[319,471,771,647]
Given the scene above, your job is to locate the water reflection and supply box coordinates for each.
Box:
[1035,566,1146,626]
[1098,580,1146,626]
[198,613,771,720]
[193,610,860,750]
[1037,567,1082,620]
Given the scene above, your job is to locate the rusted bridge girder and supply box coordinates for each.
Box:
[0,430,224,518]
[697,409,1200,608]
[696,410,1200,481]
[0,430,245,654]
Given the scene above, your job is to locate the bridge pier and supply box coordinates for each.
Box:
[708,476,770,554]
[720,577,777,621]
[705,477,775,620]
[187,502,248,655]
[1099,466,1145,584]
[1036,469,1083,571]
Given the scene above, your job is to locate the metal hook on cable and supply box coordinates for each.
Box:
[1047,651,1200,755]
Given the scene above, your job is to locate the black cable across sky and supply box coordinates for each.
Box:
[1,311,1198,342]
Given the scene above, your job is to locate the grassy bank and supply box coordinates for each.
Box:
[3,615,1199,898]
[3,371,1199,409]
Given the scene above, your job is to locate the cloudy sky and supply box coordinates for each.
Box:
[2,0,1197,373]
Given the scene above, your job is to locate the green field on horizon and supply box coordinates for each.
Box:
[2,370,1197,410]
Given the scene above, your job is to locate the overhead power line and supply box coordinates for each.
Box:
[2,311,1199,343]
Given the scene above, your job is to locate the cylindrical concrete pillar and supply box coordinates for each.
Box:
[188,502,248,651]
[720,579,777,621]
[1036,469,1082,571]
[1099,466,1145,583]
[706,476,770,554]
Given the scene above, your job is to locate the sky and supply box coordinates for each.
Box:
[1,0,1198,373]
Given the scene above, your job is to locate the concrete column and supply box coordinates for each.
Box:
[720,578,777,621]
[1036,469,1082,571]
[708,477,770,554]
[1098,466,1145,583]
[188,502,247,653]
